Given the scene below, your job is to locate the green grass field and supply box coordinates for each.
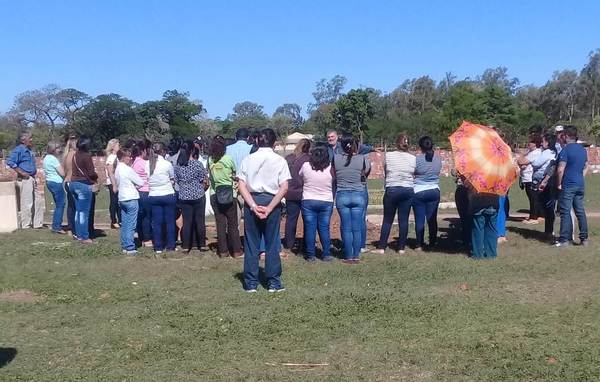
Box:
[2,216,600,381]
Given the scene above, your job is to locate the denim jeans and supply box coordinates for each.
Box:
[537,187,557,235]
[149,194,177,251]
[119,199,139,251]
[377,186,413,250]
[336,190,367,259]
[64,182,76,235]
[137,191,152,242]
[497,195,508,237]
[243,193,283,290]
[46,181,65,231]
[558,185,588,243]
[284,200,302,249]
[361,186,368,249]
[471,206,498,259]
[301,199,334,259]
[69,181,92,240]
[413,188,440,247]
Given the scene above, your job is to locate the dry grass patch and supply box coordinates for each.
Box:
[0,289,44,303]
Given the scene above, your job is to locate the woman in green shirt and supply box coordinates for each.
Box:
[208,136,243,258]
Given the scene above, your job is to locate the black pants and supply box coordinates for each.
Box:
[64,182,76,234]
[455,185,470,246]
[538,187,557,235]
[210,194,242,255]
[180,197,206,250]
[284,200,302,249]
[524,182,542,219]
[107,185,121,225]
[89,192,96,236]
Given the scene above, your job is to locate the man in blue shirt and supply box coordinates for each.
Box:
[6,132,45,229]
[226,128,253,171]
[555,125,588,247]
[326,129,374,162]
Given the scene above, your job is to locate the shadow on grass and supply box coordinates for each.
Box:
[234,267,272,290]
[507,226,550,243]
[0,348,17,368]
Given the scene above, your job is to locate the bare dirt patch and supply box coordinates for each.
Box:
[0,289,44,303]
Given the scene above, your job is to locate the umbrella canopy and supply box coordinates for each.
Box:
[449,121,517,195]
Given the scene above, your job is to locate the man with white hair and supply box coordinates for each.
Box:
[6,132,45,228]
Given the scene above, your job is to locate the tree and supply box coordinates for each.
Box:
[307,75,347,113]
[10,84,64,139]
[536,70,578,123]
[273,103,303,129]
[227,101,269,131]
[57,88,91,129]
[334,88,377,142]
[580,50,600,121]
[477,67,520,94]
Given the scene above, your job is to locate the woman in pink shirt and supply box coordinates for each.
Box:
[299,146,335,262]
[131,140,152,247]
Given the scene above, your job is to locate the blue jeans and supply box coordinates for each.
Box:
[361,186,368,249]
[336,190,367,259]
[46,181,65,231]
[497,195,508,237]
[558,185,588,243]
[413,188,440,247]
[149,194,177,251]
[64,182,76,235]
[471,206,498,259]
[137,191,152,242]
[301,199,334,259]
[377,186,413,250]
[243,193,283,290]
[69,181,92,240]
[119,199,139,251]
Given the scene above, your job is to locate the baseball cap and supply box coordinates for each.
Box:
[554,125,564,132]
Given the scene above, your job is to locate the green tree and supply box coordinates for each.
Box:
[227,101,269,131]
[307,75,347,113]
[334,88,377,142]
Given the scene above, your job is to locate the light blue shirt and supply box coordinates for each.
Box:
[43,155,63,184]
[226,140,253,171]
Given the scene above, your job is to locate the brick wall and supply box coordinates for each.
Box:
[3,148,600,193]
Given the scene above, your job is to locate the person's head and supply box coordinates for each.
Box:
[257,128,277,148]
[19,132,32,148]
[235,128,250,141]
[555,125,566,145]
[210,135,227,162]
[167,137,182,156]
[105,138,120,156]
[327,129,338,147]
[294,138,311,156]
[249,130,260,145]
[76,136,92,153]
[224,137,235,146]
[149,142,166,175]
[46,141,61,156]
[542,133,557,152]
[340,132,357,166]
[309,146,330,172]
[117,148,133,166]
[131,140,147,160]
[396,133,409,151]
[564,125,578,142]
[176,140,198,166]
[418,136,434,162]
[528,133,542,150]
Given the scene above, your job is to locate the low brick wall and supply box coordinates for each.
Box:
[3,148,600,193]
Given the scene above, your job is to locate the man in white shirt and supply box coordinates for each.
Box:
[237,128,291,293]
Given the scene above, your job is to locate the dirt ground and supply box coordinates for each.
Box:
[0,289,44,303]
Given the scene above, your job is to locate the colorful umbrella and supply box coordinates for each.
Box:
[449,121,517,195]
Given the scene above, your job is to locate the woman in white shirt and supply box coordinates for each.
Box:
[148,142,177,254]
[115,148,144,255]
[105,139,121,229]
[518,134,543,224]
[237,128,291,293]
[373,134,416,254]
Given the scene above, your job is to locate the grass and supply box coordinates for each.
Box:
[2,217,600,381]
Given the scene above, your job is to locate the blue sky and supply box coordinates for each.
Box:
[1,0,599,118]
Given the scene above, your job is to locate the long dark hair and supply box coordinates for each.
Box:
[210,135,226,162]
[177,140,198,167]
[340,132,357,167]
[309,146,330,172]
[418,136,434,162]
[76,136,91,152]
[130,140,146,160]
[149,142,166,176]
[544,133,558,155]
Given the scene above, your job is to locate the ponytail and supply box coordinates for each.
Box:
[339,132,357,167]
[418,136,434,162]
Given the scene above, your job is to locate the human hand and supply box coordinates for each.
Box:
[112,185,118,193]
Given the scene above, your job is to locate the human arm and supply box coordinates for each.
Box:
[238,180,260,216]
[358,144,374,155]
[256,180,288,219]
[127,166,144,187]
[7,147,30,179]
[556,162,565,190]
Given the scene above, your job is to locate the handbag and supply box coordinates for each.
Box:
[209,158,234,205]
[74,155,100,193]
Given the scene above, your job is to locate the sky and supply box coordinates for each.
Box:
[1,0,599,119]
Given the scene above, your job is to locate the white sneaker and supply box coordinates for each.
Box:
[245,289,258,293]
[268,288,286,293]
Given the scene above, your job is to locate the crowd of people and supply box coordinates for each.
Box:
[5,124,590,292]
